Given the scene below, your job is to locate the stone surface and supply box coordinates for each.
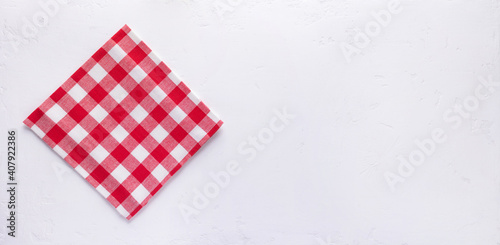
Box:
[0,0,499,244]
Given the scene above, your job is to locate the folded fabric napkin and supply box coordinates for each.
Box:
[23,25,223,220]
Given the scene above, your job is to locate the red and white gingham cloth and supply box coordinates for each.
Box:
[23,25,223,219]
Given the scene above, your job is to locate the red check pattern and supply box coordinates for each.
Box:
[23,25,223,220]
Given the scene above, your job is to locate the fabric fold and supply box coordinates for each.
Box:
[23,25,223,219]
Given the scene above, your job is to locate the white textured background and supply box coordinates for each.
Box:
[1,0,500,244]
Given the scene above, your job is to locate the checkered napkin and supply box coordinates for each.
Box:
[23,25,223,219]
